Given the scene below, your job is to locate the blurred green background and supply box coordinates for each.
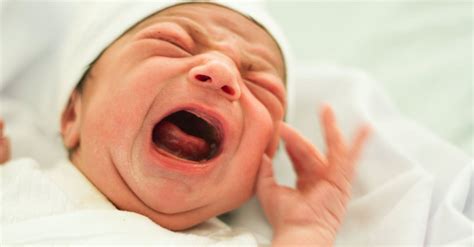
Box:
[266,0,473,155]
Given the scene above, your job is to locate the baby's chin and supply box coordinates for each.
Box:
[124,188,248,232]
[125,153,258,231]
[142,206,221,231]
[128,153,257,223]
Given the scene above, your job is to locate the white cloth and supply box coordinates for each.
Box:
[1,158,259,245]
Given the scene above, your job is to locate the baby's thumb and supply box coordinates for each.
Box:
[256,155,277,216]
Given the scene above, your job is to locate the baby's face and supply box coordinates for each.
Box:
[70,3,285,230]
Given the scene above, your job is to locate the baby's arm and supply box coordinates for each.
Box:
[257,105,370,246]
[0,119,11,164]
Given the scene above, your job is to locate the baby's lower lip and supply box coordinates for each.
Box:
[152,142,208,165]
[147,140,219,175]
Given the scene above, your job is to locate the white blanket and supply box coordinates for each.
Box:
[1,158,259,245]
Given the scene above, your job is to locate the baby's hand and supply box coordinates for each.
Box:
[0,119,11,164]
[257,105,370,246]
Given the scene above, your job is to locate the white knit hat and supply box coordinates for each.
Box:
[57,0,294,128]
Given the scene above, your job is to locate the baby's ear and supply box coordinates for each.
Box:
[61,90,82,150]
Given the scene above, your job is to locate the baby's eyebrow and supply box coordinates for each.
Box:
[133,21,194,51]
[159,16,284,79]
[158,16,208,43]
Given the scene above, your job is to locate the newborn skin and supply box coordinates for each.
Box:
[61,3,286,231]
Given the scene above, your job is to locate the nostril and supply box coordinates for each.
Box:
[221,85,235,96]
[195,74,211,82]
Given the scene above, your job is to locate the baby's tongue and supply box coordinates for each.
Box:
[153,121,210,161]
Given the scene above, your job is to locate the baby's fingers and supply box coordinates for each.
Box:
[256,154,275,199]
[348,125,371,163]
[256,155,278,224]
[320,106,370,186]
[280,122,327,176]
[321,105,347,159]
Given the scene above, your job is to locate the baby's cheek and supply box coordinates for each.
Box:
[83,89,147,151]
[240,83,285,158]
[238,95,274,176]
[246,104,281,158]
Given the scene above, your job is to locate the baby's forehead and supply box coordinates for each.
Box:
[122,3,285,80]
[133,3,272,40]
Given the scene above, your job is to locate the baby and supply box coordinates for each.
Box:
[2,2,369,245]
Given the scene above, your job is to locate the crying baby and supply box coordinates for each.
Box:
[2,2,369,245]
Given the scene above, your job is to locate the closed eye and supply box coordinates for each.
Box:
[134,22,194,55]
[135,38,191,58]
[141,36,191,56]
[157,37,190,54]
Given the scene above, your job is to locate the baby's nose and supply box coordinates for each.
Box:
[188,60,241,101]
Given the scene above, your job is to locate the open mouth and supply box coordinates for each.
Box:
[152,110,222,162]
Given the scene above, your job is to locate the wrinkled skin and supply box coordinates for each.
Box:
[58,2,370,245]
[61,3,286,231]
